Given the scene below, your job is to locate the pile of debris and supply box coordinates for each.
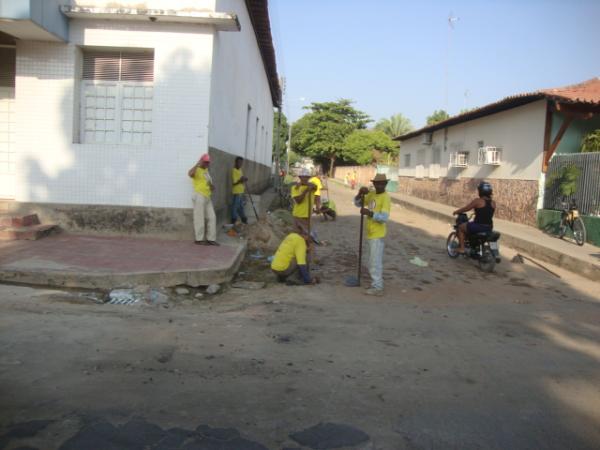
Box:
[242,209,294,252]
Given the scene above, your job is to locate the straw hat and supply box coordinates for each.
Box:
[371,173,389,182]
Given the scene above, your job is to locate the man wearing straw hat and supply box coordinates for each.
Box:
[355,173,391,296]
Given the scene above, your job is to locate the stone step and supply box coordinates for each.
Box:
[0,224,59,241]
[0,213,40,228]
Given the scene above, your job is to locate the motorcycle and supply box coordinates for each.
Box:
[447,213,501,272]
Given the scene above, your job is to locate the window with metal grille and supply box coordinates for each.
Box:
[81,49,154,145]
[0,47,16,88]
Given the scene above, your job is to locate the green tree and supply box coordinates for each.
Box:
[291,99,371,175]
[545,164,581,197]
[581,129,600,152]
[343,129,397,165]
[374,113,413,138]
[272,110,289,162]
[426,109,450,125]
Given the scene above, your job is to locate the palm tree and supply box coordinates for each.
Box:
[375,114,414,139]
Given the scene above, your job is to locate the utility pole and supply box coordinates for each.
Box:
[445,12,459,112]
[274,76,285,190]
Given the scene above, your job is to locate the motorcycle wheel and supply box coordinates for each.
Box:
[478,245,496,273]
[447,232,460,258]
[572,217,586,246]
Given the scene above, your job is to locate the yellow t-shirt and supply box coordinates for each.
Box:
[364,191,391,239]
[291,184,314,219]
[192,167,212,198]
[232,168,245,194]
[323,199,336,212]
[271,233,307,271]
[309,176,322,197]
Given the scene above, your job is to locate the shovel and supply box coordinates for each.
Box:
[344,195,365,287]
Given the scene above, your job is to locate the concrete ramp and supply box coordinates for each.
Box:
[0,234,245,289]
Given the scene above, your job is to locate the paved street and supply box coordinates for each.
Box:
[1,182,599,449]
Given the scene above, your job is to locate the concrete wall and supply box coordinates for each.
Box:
[0,0,69,41]
[397,176,539,226]
[14,19,214,210]
[209,0,274,170]
[71,0,216,9]
[399,100,547,181]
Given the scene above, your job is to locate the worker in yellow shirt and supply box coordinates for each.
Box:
[231,156,248,225]
[355,173,391,296]
[308,173,323,212]
[188,153,218,246]
[290,168,316,234]
[271,232,318,285]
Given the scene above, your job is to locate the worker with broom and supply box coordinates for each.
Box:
[231,156,248,226]
[271,231,319,285]
[354,173,391,296]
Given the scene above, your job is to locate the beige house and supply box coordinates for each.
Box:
[396,78,600,226]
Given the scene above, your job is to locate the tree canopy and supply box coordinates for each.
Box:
[343,129,397,165]
[375,113,413,139]
[426,109,450,125]
[272,110,289,162]
[291,99,371,174]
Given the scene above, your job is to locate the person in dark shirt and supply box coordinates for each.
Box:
[452,181,496,254]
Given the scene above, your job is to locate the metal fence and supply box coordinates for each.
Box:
[544,153,600,216]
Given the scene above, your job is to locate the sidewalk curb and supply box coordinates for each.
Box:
[389,195,600,282]
[0,241,247,290]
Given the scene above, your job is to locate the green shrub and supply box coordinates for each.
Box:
[545,164,581,197]
[581,129,600,153]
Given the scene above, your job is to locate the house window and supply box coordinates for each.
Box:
[81,49,154,145]
[404,153,411,167]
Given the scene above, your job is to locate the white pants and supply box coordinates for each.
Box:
[192,192,216,241]
[368,238,384,290]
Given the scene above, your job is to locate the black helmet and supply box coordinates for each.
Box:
[477,181,493,196]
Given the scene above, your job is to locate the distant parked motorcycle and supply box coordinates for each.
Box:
[447,213,501,272]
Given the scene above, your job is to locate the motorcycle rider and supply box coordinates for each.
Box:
[452,181,496,254]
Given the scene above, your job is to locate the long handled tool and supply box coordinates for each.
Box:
[244,180,259,221]
[344,195,365,287]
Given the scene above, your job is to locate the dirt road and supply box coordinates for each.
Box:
[1,182,599,449]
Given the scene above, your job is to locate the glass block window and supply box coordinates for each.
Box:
[81,49,153,145]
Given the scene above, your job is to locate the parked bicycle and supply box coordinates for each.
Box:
[558,198,586,246]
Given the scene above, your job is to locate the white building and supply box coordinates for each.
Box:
[396,79,600,226]
[0,0,280,232]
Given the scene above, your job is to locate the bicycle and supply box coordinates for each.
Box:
[558,198,586,246]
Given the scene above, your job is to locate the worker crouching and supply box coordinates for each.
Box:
[271,232,319,285]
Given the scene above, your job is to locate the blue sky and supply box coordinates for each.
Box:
[269,0,600,129]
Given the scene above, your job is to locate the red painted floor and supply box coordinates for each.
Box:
[0,234,238,274]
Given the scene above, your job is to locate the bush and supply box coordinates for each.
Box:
[545,164,581,197]
[581,129,600,153]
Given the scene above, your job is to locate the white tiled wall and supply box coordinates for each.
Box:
[0,87,16,199]
[15,19,214,208]
[209,0,274,166]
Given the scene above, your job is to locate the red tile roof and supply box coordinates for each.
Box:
[540,77,600,105]
[396,78,600,141]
